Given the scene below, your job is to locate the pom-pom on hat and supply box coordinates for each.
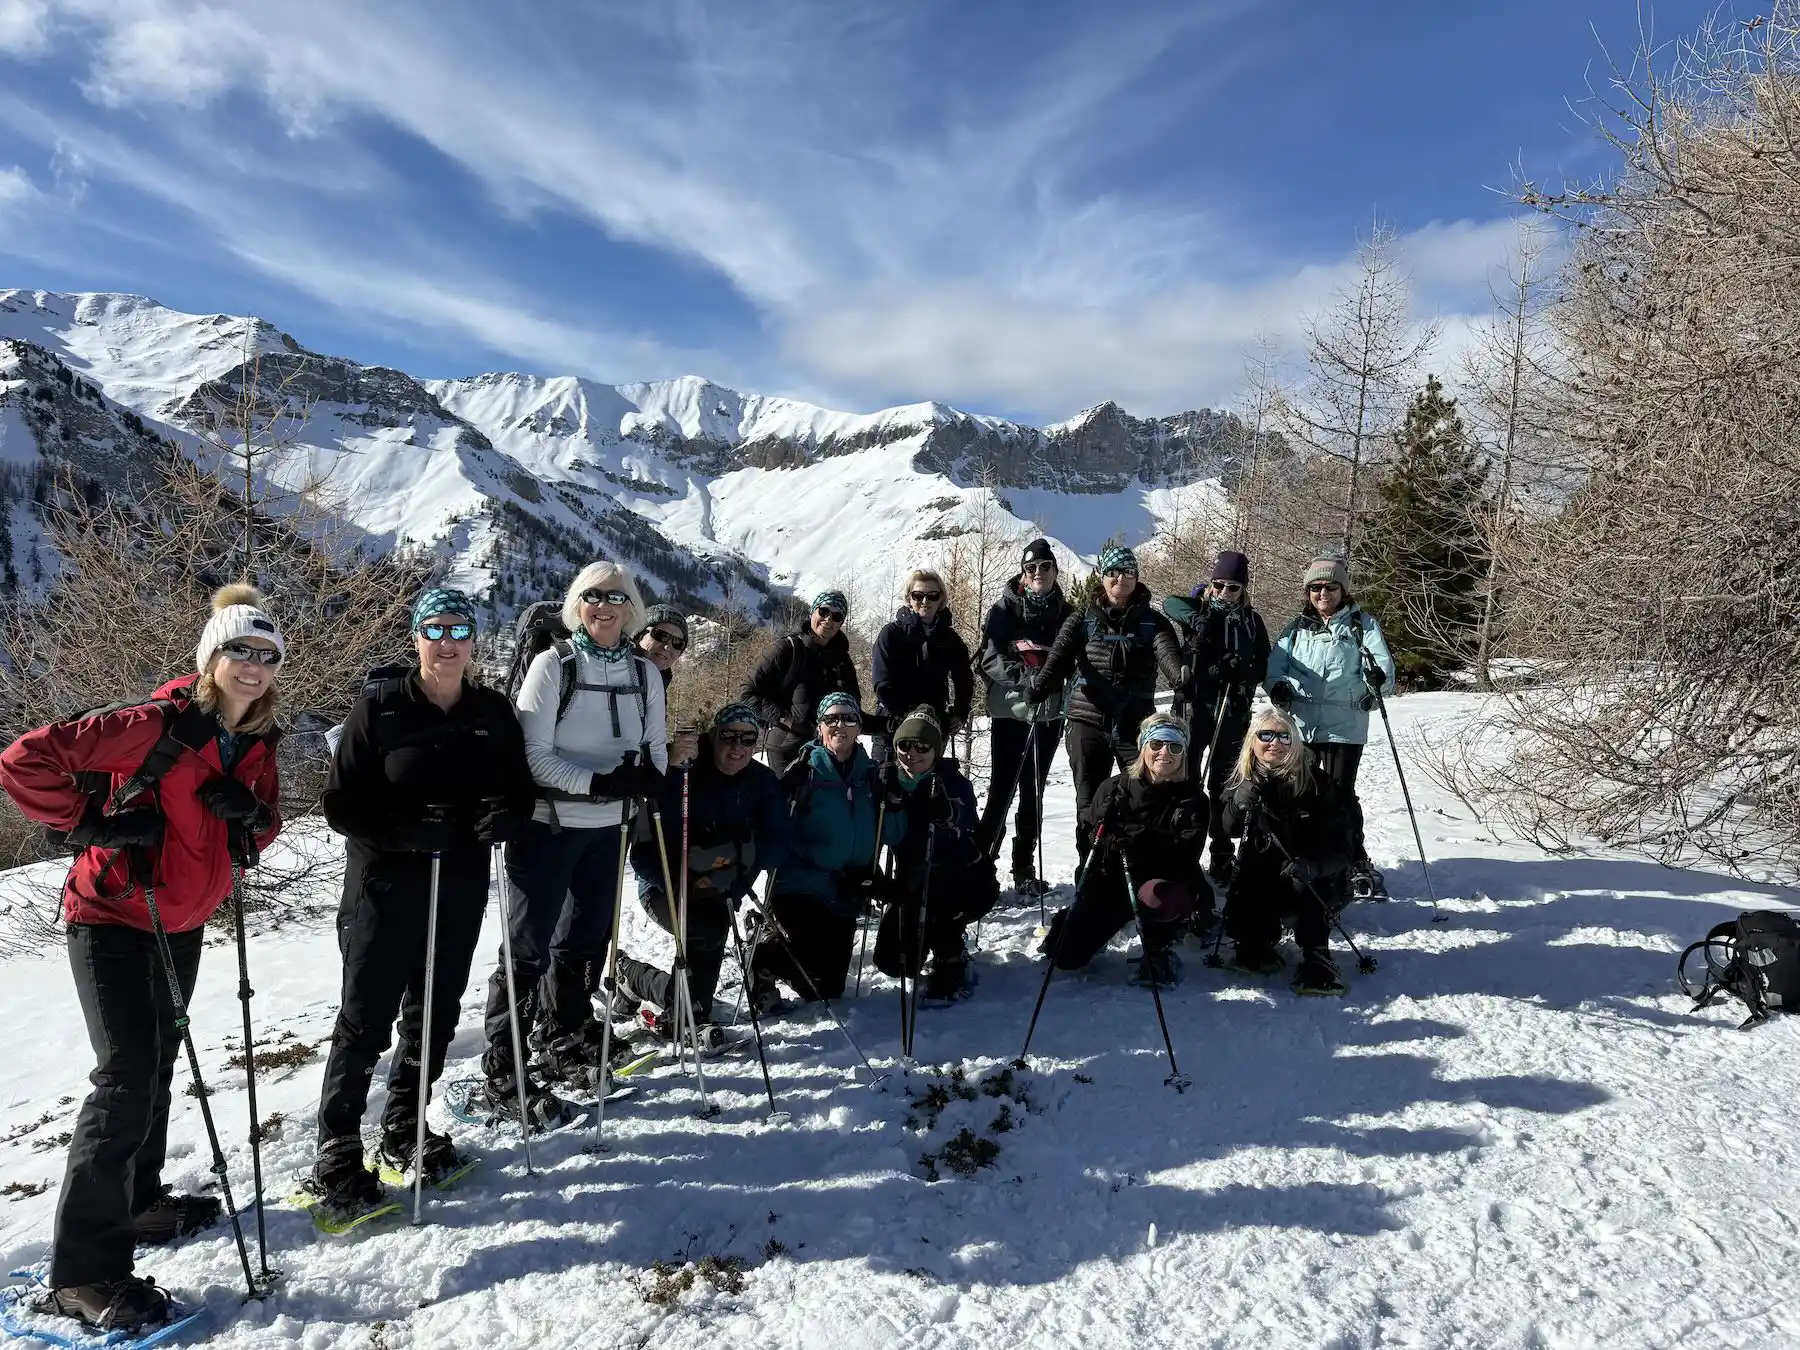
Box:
[196,584,285,674]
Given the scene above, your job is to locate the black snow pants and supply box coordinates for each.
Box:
[1066,720,1135,866]
[1046,850,1183,971]
[977,716,1061,878]
[616,877,733,1017]
[753,889,857,1001]
[1309,743,1367,862]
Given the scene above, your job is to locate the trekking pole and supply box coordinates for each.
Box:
[854,799,886,997]
[1365,656,1444,924]
[413,805,450,1227]
[591,760,641,1155]
[1012,821,1103,1068]
[138,867,262,1299]
[902,779,939,1062]
[1117,853,1191,1093]
[483,798,533,1173]
[227,854,273,1281]
[727,902,789,1124]
[731,797,799,1025]
[751,906,890,1087]
[659,772,720,1118]
[1255,804,1378,974]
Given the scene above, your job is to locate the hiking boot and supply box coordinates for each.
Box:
[1012,873,1051,900]
[309,1136,386,1212]
[480,1066,583,1131]
[1227,942,1284,976]
[133,1188,222,1245]
[922,946,974,1003]
[1349,860,1388,901]
[44,1276,170,1332]
[745,967,787,1018]
[533,1028,615,1094]
[1185,907,1219,943]
[1130,945,1182,988]
[1294,948,1347,995]
[376,1124,468,1186]
[603,976,641,1024]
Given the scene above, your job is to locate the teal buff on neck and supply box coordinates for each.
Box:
[571,627,630,662]
[898,765,928,791]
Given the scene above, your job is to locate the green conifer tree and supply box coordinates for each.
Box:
[1357,374,1492,684]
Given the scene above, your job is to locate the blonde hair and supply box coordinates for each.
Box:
[1128,711,1190,780]
[1228,706,1311,795]
[906,568,947,599]
[563,560,645,638]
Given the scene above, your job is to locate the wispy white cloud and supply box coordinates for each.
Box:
[0,0,50,56]
[0,163,38,210]
[0,0,1528,419]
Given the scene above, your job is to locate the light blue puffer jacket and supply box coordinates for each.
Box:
[1265,606,1397,745]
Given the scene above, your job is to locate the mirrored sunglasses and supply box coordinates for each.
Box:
[714,729,759,748]
[1102,568,1137,581]
[1254,729,1293,744]
[819,713,862,728]
[647,628,687,652]
[582,589,631,607]
[418,622,474,643]
[218,642,282,667]
[909,590,942,603]
[895,738,935,755]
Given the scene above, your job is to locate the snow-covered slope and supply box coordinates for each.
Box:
[0,289,1246,627]
[0,693,1795,1348]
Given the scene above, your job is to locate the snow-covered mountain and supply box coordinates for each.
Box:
[0,289,1261,625]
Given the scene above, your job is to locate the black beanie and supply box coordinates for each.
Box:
[1211,551,1250,586]
[1020,537,1055,569]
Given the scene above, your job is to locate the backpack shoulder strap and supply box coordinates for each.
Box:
[108,691,216,812]
[552,638,579,722]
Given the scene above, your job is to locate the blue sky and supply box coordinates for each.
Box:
[0,0,1722,422]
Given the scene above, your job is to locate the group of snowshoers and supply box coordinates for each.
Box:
[0,536,1397,1335]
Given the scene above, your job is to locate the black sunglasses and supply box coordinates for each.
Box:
[1307,582,1341,593]
[1211,581,1243,593]
[816,608,846,623]
[1022,561,1056,576]
[418,622,474,643]
[218,642,282,667]
[895,738,935,755]
[909,590,942,603]
[582,589,631,607]
[1254,729,1293,744]
[715,729,759,748]
[1102,568,1137,581]
[646,628,687,652]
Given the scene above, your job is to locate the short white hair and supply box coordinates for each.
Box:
[563,560,646,635]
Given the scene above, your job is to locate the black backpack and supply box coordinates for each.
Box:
[1678,910,1800,1028]
[44,687,223,851]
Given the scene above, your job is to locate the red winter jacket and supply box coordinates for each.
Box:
[0,676,282,933]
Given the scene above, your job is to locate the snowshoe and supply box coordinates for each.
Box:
[918,951,978,1007]
[132,1189,222,1246]
[1293,950,1348,997]
[373,1126,478,1190]
[1223,942,1284,977]
[603,976,641,1025]
[293,1140,398,1234]
[445,1069,585,1132]
[1012,876,1051,901]
[2,1269,204,1350]
[533,1026,619,1095]
[1349,861,1388,902]
[1129,946,1183,988]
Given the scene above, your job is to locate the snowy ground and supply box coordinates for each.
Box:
[2,692,1798,1349]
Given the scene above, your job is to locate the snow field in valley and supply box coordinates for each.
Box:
[1,693,1798,1348]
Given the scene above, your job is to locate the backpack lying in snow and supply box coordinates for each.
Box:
[1678,911,1800,1028]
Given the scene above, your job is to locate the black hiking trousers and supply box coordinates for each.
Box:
[53,921,203,1288]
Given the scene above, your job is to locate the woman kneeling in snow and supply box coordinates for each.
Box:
[1218,707,1357,995]
[1041,711,1208,988]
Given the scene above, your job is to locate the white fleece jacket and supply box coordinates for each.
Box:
[515,642,668,828]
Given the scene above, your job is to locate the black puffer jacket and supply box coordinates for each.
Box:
[740,624,862,763]
[872,607,973,728]
[1030,583,1183,734]
[1080,771,1210,903]
[1219,767,1355,882]
[976,578,1073,720]
[1169,595,1271,722]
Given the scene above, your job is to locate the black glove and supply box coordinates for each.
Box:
[877,760,906,810]
[925,783,957,826]
[1281,856,1319,888]
[633,760,667,802]
[1268,681,1294,709]
[944,713,965,742]
[474,800,521,846]
[1026,681,1048,707]
[589,755,660,802]
[405,810,461,855]
[65,800,163,850]
[1220,651,1246,676]
[1228,778,1260,815]
[1363,663,1386,692]
[198,776,261,823]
